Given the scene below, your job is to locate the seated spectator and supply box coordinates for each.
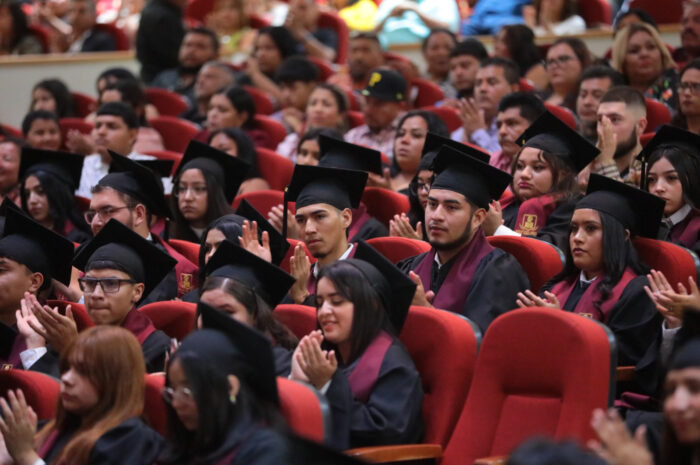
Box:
[274,56,320,134]
[345,68,407,157]
[493,91,546,172]
[575,66,625,142]
[612,22,678,111]
[136,0,185,83]
[277,83,349,160]
[207,127,270,194]
[613,7,658,36]
[113,0,144,44]
[373,0,459,47]
[294,127,345,166]
[673,1,700,64]
[421,28,457,96]
[204,0,256,58]
[284,0,338,62]
[543,37,592,111]
[0,137,22,204]
[181,60,235,125]
[100,78,165,153]
[328,32,384,92]
[86,68,159,122]
[22,110,62,151]
[150,27,220,105]
[452,57,520,154]
[494,24,548,90]
[674,59,700,134]
[442,38,488,103]
[29,78,75,118]
[522,0,585,37]
[460,0,530,36]
[47,0,117,52]
[0,1,43,54]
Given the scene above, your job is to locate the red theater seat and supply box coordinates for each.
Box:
[144,373,167,436]
[487,236,564,292]
[633,237,699,287]
[628,0,682,24]
[274,303,317,340]
[412,78,445,108]
[278,377,329,442]
[252,115,287,148]
[519,78,535,92]
[348,110,365,129]
[146,88,189,117]
[1,124,23,139]
[256,147,294,190]
[0,370,59,421]
[279,238,317,274]
[143,150,183,174]
[150,116,199,153]
[318,10,349,64]
[93,23,130,50]
[645,98,672,133]
[59,118,93,149]
[46,300,94,331]
[244,86,275,116]
[71,92,98,118]
[138,301,197,341]
[578,0,612,25]
[167,239,201,265]
[361,187,410,227]
[423,105,462,133]
[308,56,335,82]
[367,236,431,263]
[544,103,576,130]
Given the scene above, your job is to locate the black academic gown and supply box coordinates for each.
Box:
[141,241,180,306]
[41,418,163,465]
[504,197,578,252]
[325,338,424,450]
[0,322,25,369]
[272,345,292,377]
[349,217,389,242]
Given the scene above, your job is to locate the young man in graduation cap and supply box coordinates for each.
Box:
[0,208,74,371]
[284,164,369,305]
[87,150,198,302]
[397,145,530,332]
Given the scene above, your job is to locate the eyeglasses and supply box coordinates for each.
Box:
[416,181,431,193]
[174,185,207,197]
[162,386,194,404]
[78,277,137,294]
[84,205,130,223]
[545,55,576,68]
[679,81,700,93]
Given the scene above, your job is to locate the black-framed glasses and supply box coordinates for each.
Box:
[545,55,575,68]
[161,386,194,404]
[679,82,700,93]
[84,206,130,223]
[78,277,137,294]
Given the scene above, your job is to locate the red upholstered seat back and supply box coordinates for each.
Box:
[318,11,349,64]
[279,239,317,273]
[411,78,445,108]
[143,373,167,436]
[423,105,461,133]
[150,116,199,153]
[138,301,197,341]
[633,237,699,285]
[46,300,94,331]
[274,304,317,340]
[70,92,98,118]
[347,110,365,129]
[256,148,294,190]
[59,118,93,150]
[252,115,287,148]
[628,0,682,24]
[361,187,410,227]
[400,306,480,447]
[544,103,577,130]
[442,308,613,465]
[27,25,50,53]
[519,78,535,92]
[487,236,563,292]
[93,23,130,50]
[232,189,293,217]
[578,0,612,25]
[1,124,23,139]
[366,236,431,264]
[243,86,275,115]
[277,377,328,442]
[308,56,335,81]
[143,150,183,174]
[645,99,672,133]
[145,88,189,117]
[167,239,201,265]
[0,370,59,421]
[641,132,655,147]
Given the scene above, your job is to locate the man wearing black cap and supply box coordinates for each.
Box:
[398,146,529,331]
[345,68,407,158]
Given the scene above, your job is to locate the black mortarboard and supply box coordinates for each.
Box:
[318,135,382,174]
[236,199,290,266]
[98,151,171,218]
[430,145,512,209]
[636,125,700,190]
[176,140,250,203]
[517,111,600,173]
[73,219,177,296]
[361,69,407,102]
[196,301,279,404]
[576,174,665,238]
[136,159,175,178]
[0,208,73,285]
[286,165,368,211]
[421,132,490,164]
[0,198,24,235]
[204,239,295,308]
[19,147,84,190]
[285,433,370,465]
[669,337,700,370]
[345,240,416,332]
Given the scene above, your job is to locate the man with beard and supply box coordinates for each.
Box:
[591,86,647,186]
[673,2,700,64]
[575,66,624,143]
[150,27,220,105]
[328,32,385,92]
[442,38,488,103]
[398,145,529,332]
[180,61,235,125]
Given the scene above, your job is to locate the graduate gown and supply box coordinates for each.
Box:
[39,417,163,465]
[348,204,389,242]
[660,208,700,256]
[0,322,26,370]
[503,194,579,252]
[397,230,530,332]
[325,332,424,450]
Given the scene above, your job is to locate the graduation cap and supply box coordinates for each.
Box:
[421,132,490,164]
[204,239,296,308]
[431,145,512,209]
[284,433,370,465]
[236,199,290,266]
[73,219,177,296]
[636,125,700,190]
[576,174,665,238]
[0,208,74,285]
[669,337,700,370]
[0,198,25,235]
[97,151,171,218]
[19,147,84,190]
[176,140,251,203]
[192,301,279,405]
[136,159,175,178]
[516,110,600,173]
[286,165,368,211]
[318,135,382,174]
[345,240,416,332]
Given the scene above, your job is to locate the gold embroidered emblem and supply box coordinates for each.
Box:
[515,214,539,235]
[579,313,594,319]
[180,273,193,293]
[2,364,13,370]
[368,72,382,87]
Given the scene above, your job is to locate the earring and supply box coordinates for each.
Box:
[230,393,236,404]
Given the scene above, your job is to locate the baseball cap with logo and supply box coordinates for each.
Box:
[361,69,407,102]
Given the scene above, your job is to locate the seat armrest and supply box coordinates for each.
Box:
[346,444,442,463]
[473,455,507,465]
[617,366,635,383]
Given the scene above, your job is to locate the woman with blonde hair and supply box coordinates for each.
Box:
[0,326,163,465]
[611,22,678,110]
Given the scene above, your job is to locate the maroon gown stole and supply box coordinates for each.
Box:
[38,429,61,459]
[152,235,199,297]
[0,329,26,370]
[306,244,357,295]
[670,210,700,250]
[121,308,157,345]
[551,268,638,322]
[347,331,393,403]
[413,230,494,314]
[348,203,372,240]
[513,194,559,236]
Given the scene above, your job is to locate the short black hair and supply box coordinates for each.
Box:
[350,31,381,46]
[479,57,520,85]
[276,56,320,84]
[614,8,658,32]
[578,65,625,87]
[600,85,647,112]
[421,27,457,52]
[257,26,300,60]
[95,101,139,129]
[498,92,546,123]
[104,78,148,125]
[218,86,256,127]
[22,110,60,136]
[186,26,220,54]
[449,38,488,61]
[31,79,75,118]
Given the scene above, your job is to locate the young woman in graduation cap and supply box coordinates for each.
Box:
[19,148,92,244]
[207,127,269,195]
[494,111,600,251]
[158,302,288,465]
[0,326,163,465]
[516,174,664,395]
[638,125,700,256]
[168,141,248,243]
[289,240,424,450]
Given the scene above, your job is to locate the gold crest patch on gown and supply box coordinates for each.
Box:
[515,214,539,235]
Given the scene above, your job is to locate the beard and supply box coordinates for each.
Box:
[614,126,638,160]
[429,214,474,252]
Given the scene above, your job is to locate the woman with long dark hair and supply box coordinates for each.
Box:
[208,127,268,195]
[516,174,664,395]
[672,59,700,134]
[493,24,548,90]
[30,79,75,118]
[0,0,43,54]
[543,37,592,111]
[243,26,300,104]
[0,326,163,465]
